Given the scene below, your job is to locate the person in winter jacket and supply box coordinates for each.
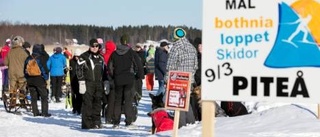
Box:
[155,42,169,96]
[69,48,83,115]
[78,38,106,129]
[4,36,29,102]
[47,47,66,103]
[63,47,72,60]
[102,40,116,124]
[39,44,50,73]
[0,38,11,92]
[38,44,50,100]
[166,28,198,128]
[24,44,50,117]
[190,37,202,121]
[145,45,155,91]
[108,34,144,128]
[133,43,146,100]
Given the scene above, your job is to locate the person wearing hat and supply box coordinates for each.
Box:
[22,41,31,55]
[4,36,29,106]
[24,44,50,117]
[108,34,144,129]
[47,46,67,103]
[0,38,11,92]
[102,40,117,124]
[191,37,202,121]
[69,48,83,115]
[166,28,197,128]
[133,43,146,100]
[77,38,106,129]
[155,41,169,96]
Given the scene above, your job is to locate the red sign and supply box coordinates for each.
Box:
[165,71,191,111]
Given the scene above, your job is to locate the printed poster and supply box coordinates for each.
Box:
[165,71,191,111]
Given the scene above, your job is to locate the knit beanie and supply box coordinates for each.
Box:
[23,42,31,49]
[55,47,63,53]
[173,28,186,41]
[120,34,129,45]
[89,38,101,48]
[12,36,25,46]
[32,44,42,55]
[5,39,10,45]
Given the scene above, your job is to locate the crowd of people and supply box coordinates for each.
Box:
[0,28,203,130]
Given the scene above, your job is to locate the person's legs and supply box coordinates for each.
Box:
[92,83,103,127]
[146,74,152,91]
[150,73,154,91]
[50,76,57,101]
[3,69,9,91]
[81,88,94,129]
[56,76,63,99]
[157,80,165,95]
[29,86,40,116]
[123,83,134,125]
[38,86,49,116]
[106,87,115,123]
[113,85,124,126]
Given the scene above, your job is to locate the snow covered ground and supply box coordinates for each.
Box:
[2,82,320,137]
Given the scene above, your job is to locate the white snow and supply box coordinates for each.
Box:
[2,82,320,137]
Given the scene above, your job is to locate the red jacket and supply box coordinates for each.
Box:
[150,108,173,133]
[103,41,116,64]
[1,45,10,60]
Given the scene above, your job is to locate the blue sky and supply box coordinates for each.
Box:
[0,0,202,29]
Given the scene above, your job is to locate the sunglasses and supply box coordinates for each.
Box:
[90,43,100,48]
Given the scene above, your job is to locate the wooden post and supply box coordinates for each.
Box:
[202,101,215,137]
[318,104,320,119]
[172,110,180,137]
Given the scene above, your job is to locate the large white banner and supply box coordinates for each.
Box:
[202,0,320,103]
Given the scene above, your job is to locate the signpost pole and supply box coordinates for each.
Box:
[202,101,215,137]
[318,104,320,119]
[172,110,180,137]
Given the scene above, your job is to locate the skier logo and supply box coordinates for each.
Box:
[265,0,320,68]
[282,14,313,48]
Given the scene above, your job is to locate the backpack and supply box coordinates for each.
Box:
[26,56,41,76]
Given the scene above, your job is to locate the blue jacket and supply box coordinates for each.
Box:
[47,53,66,77]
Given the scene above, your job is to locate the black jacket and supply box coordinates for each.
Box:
[78,50,106,82]
[108,45,143,86]
[194,53,201,86]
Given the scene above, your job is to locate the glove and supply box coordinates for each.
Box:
[104,80,110,95]
[79,81,86,94]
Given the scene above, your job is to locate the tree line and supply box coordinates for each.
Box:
[0,21,202,46]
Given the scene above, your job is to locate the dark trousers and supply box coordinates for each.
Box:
[71,80,82,114]
[50,76,63,100]
[28,85,49,115]
[2,69,9,91]
[105,87,115,123]
[113,83,134,125]
[134,78,142,98]
[81,82,103,129]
